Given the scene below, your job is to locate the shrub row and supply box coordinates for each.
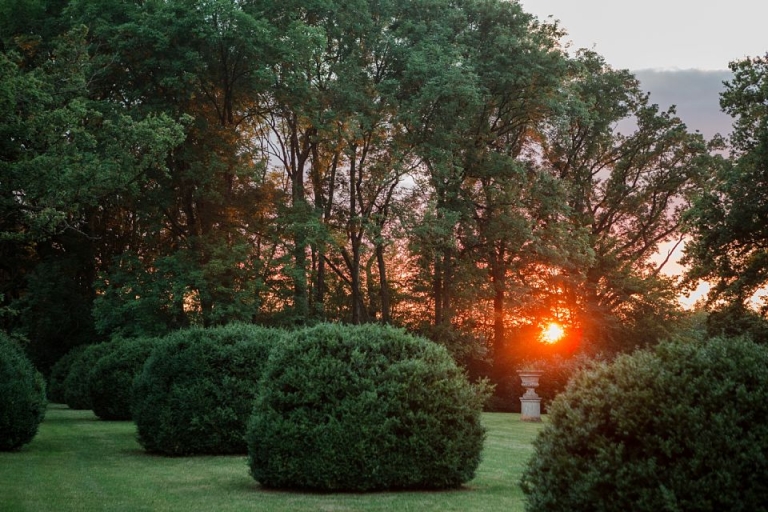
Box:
[49,337,159,418]
[0,332,47,451]
[47,345,87,404]
[45,322,489,491]
[33,325,768,500]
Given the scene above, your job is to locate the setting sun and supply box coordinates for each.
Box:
[540,322,565,344]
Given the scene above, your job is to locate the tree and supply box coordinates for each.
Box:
[0,24,184,367]
[684,54,768,315]
[540,51,713,353]
[399,0,581,360]
[65,0,274,334]
[253,0,417,325]
[0,0,720,372]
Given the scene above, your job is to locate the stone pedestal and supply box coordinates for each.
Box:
[517,370,543,422]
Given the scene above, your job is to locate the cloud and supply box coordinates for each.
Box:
[633,69,734,140]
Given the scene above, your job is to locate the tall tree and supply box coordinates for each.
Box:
[0,24,184,365]
[684,54,768,315]
[398,0,580,359]
[64,0,274,334]
[255,0,417,324]
[541,51,713,352]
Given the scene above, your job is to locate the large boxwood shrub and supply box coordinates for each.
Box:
[521,336,768,512]
[63,342,114,410]
[89,337,159,421]
[0,333,47,451]
[247,323,488,491]
[131,324,283,455]
[47,345,87,404]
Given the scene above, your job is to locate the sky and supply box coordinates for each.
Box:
[516,0,768,140]
[517,0,768,71]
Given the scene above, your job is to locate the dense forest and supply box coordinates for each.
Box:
[2,0,767,381]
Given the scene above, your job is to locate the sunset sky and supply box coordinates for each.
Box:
[518,0,767,71]
[516,1,768,140]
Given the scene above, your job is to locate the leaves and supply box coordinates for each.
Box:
[684,54,768,311]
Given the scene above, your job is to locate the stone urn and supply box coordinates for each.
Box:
[517,369,543,422]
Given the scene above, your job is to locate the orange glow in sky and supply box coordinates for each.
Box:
[541,322,565,344]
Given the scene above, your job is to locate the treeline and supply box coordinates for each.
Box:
[2,0,756,374]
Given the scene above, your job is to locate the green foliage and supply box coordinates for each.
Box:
[131,324,283,455]
[0,331,46,451]
[0,23,185,364]
[47,344,87,404]
[1,0,713,385]
[540,50,713,355]
[705,302,768,343]
[247,323,489,491]
[64,0,273,334]
[89,337,159,421]
[92,252,193,338]
[521,336,768,512]
[399,0,579,350]
[94,241,265,338]
[62,342,113,410]
[15,255,99,373]
[684,54,768,311]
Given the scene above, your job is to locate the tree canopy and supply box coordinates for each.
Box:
[0,0,724,375]
[684,54,768,319]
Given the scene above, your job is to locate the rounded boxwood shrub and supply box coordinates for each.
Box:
[89,337,159,421]
[521,336,768,512]
[63,342,115,410]
[0,332,47,451]
[47,345,87,404]
[247,323,488,491]
[131,323,283,455]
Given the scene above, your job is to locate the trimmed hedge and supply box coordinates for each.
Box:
[0,333,47,451]
[131,324,283,455]
[521,336,768,512]
[63,342,114,410]
[90,337,159,421]
[47,345,87,404]
[247,323,488,491]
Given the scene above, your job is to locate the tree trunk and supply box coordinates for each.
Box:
[376,242,391,323]
[289,116,311,321]
[350,235,363,324]
[491,249,506,355]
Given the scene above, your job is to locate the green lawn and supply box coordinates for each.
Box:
[1,405,544,512]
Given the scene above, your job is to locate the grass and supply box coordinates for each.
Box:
[0,405,545,512]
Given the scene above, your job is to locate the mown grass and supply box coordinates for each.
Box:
[0,405,545,512]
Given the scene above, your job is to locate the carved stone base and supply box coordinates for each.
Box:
[520,397,542,422]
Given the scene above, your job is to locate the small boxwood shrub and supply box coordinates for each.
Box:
[89,337,159,421]
[131,323,283,455]
[63,342,114,410]
[47,345,87,404]
[521,336,768,512]
[247,323,488,491]
[0,332,47,451]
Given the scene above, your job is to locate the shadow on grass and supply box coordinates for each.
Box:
[227,480,477,497]
[43,404,102,423]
